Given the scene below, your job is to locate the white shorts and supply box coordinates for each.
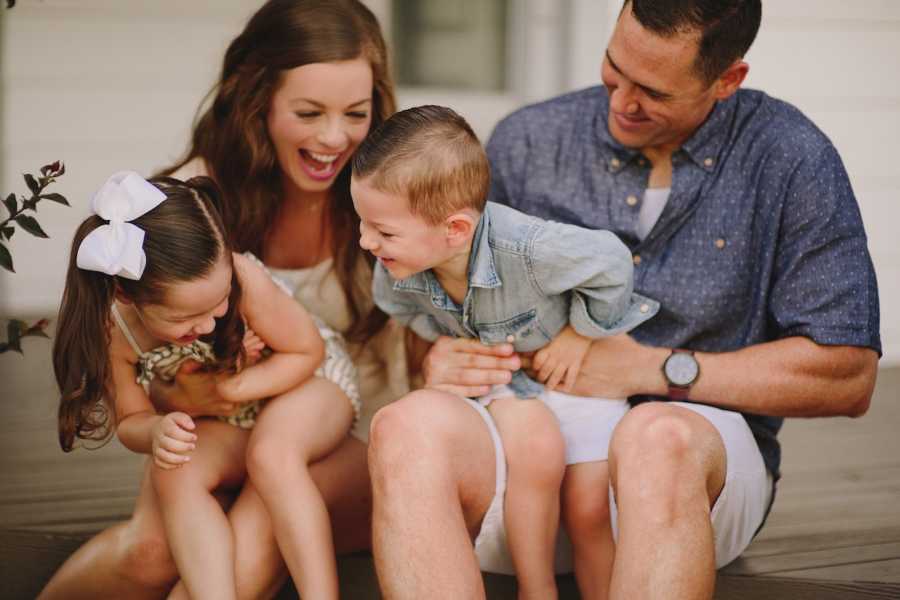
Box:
[470,399,774,574]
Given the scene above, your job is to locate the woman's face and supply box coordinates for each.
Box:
[267,57,374,197]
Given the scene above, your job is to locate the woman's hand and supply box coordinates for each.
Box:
[422,336,521,398]
[151,412,197,470]
[242,327,265,367]
[152,360,242,417]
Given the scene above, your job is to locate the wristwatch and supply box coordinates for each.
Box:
[662,349,699,401]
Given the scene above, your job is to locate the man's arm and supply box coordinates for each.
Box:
[565,334,877,418]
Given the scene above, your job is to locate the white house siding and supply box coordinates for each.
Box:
[2,0,897,364]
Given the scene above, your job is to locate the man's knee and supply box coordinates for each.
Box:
[369,390,453,477]
[609,403,725,508]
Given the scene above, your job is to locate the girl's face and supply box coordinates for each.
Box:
[267,57,374,197]
[135,254,233,346]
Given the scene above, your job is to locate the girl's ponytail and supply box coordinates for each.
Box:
[54,217,118,451]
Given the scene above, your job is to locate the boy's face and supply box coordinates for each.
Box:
[351,176,452,280]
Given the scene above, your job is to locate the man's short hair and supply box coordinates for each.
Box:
[352,105,489,225]
[629,0,762,84]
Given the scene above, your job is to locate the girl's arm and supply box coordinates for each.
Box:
[216,253,325,403]
[110,331,196,468]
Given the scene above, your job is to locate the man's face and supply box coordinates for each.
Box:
[601,5,721,153]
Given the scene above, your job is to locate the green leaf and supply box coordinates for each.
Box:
[6,320,24,353]
[3,193,16,217]
[1,227,14,240]
[24,173,40,195]
[0,242,13,272]
[22,197,38,211]
[14,215,49,238]
[39,193,70,206]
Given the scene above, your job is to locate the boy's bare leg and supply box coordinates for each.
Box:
[487,397,565,600]
[562,461,614,600]
[369,390,497,600]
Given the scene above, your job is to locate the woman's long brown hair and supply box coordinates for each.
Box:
[161,0,396,343]
[54,176,245,451]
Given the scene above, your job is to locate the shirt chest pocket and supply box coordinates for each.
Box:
[474,309,551,352]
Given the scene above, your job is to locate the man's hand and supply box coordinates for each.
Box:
[422,336,521,398]
[151,412,196,470]
[532,326,592,392]
[152,360,242,417]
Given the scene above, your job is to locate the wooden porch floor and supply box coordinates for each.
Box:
[1,337,898,599]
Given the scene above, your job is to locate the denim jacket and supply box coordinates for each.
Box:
[373,201,659,397]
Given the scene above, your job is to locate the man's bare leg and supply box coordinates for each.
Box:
[608,403,726,600]
[369,390,497,599]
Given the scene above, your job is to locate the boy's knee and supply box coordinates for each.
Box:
[564,484,611,538]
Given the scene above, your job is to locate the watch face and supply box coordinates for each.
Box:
[665,352,699,386]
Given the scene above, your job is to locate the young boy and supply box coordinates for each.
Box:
[351,105,658,599]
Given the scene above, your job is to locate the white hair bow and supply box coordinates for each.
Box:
[76,171,166,280]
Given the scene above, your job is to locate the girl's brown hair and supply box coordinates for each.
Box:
[54,176,245,452]
[161,0,396,342]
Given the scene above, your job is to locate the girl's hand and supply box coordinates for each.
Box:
[532,326,593,392]
[242,327,265,366]
[151,412,197,470]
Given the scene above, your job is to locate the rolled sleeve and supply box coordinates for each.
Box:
[769,144,881,353]
[530,223,659,338]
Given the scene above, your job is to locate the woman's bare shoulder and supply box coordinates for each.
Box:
[169,157,209,181]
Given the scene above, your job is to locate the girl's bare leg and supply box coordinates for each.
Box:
[562,461,615,600]
[247,377,354,600]
[488,397,566,600]
[151,420,249,600]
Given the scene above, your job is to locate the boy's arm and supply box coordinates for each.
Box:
[532,325,593,392]
[532,223,658,337]
[220,253,325,404]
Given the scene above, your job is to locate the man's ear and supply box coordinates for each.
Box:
[714,60,749,100]
[445,211,477,248]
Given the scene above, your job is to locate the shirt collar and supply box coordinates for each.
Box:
[467,206,501,289]
[596,86,736,174]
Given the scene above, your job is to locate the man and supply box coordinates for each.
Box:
[368,1,881,599]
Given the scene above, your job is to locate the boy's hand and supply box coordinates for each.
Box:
[532,326,593,392]
[151,412,197,470]
[242,327,265,366]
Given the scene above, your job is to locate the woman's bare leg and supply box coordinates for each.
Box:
[37,462,178,600]
[247,377,354,600]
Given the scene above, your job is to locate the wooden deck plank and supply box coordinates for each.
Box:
[2,335,899,598]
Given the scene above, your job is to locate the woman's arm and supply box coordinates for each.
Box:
[218,253,325,403]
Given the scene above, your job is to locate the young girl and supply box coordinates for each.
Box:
[53,171,360,600]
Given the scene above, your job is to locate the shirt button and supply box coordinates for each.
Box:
[610,157,621,169]
[715,238,726,249]
[639,303,650,313]
[704,157,715,167]
[626,195,638,206]
[506,334,516,343]
[632,254,642,265]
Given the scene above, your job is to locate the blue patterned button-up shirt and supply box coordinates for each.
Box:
[486,86,881,479]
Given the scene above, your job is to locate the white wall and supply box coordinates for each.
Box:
[2,0,897,364]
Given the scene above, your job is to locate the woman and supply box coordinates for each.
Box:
[39,1,407,597]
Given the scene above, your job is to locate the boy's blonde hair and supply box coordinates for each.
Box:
[352,105,489,225]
